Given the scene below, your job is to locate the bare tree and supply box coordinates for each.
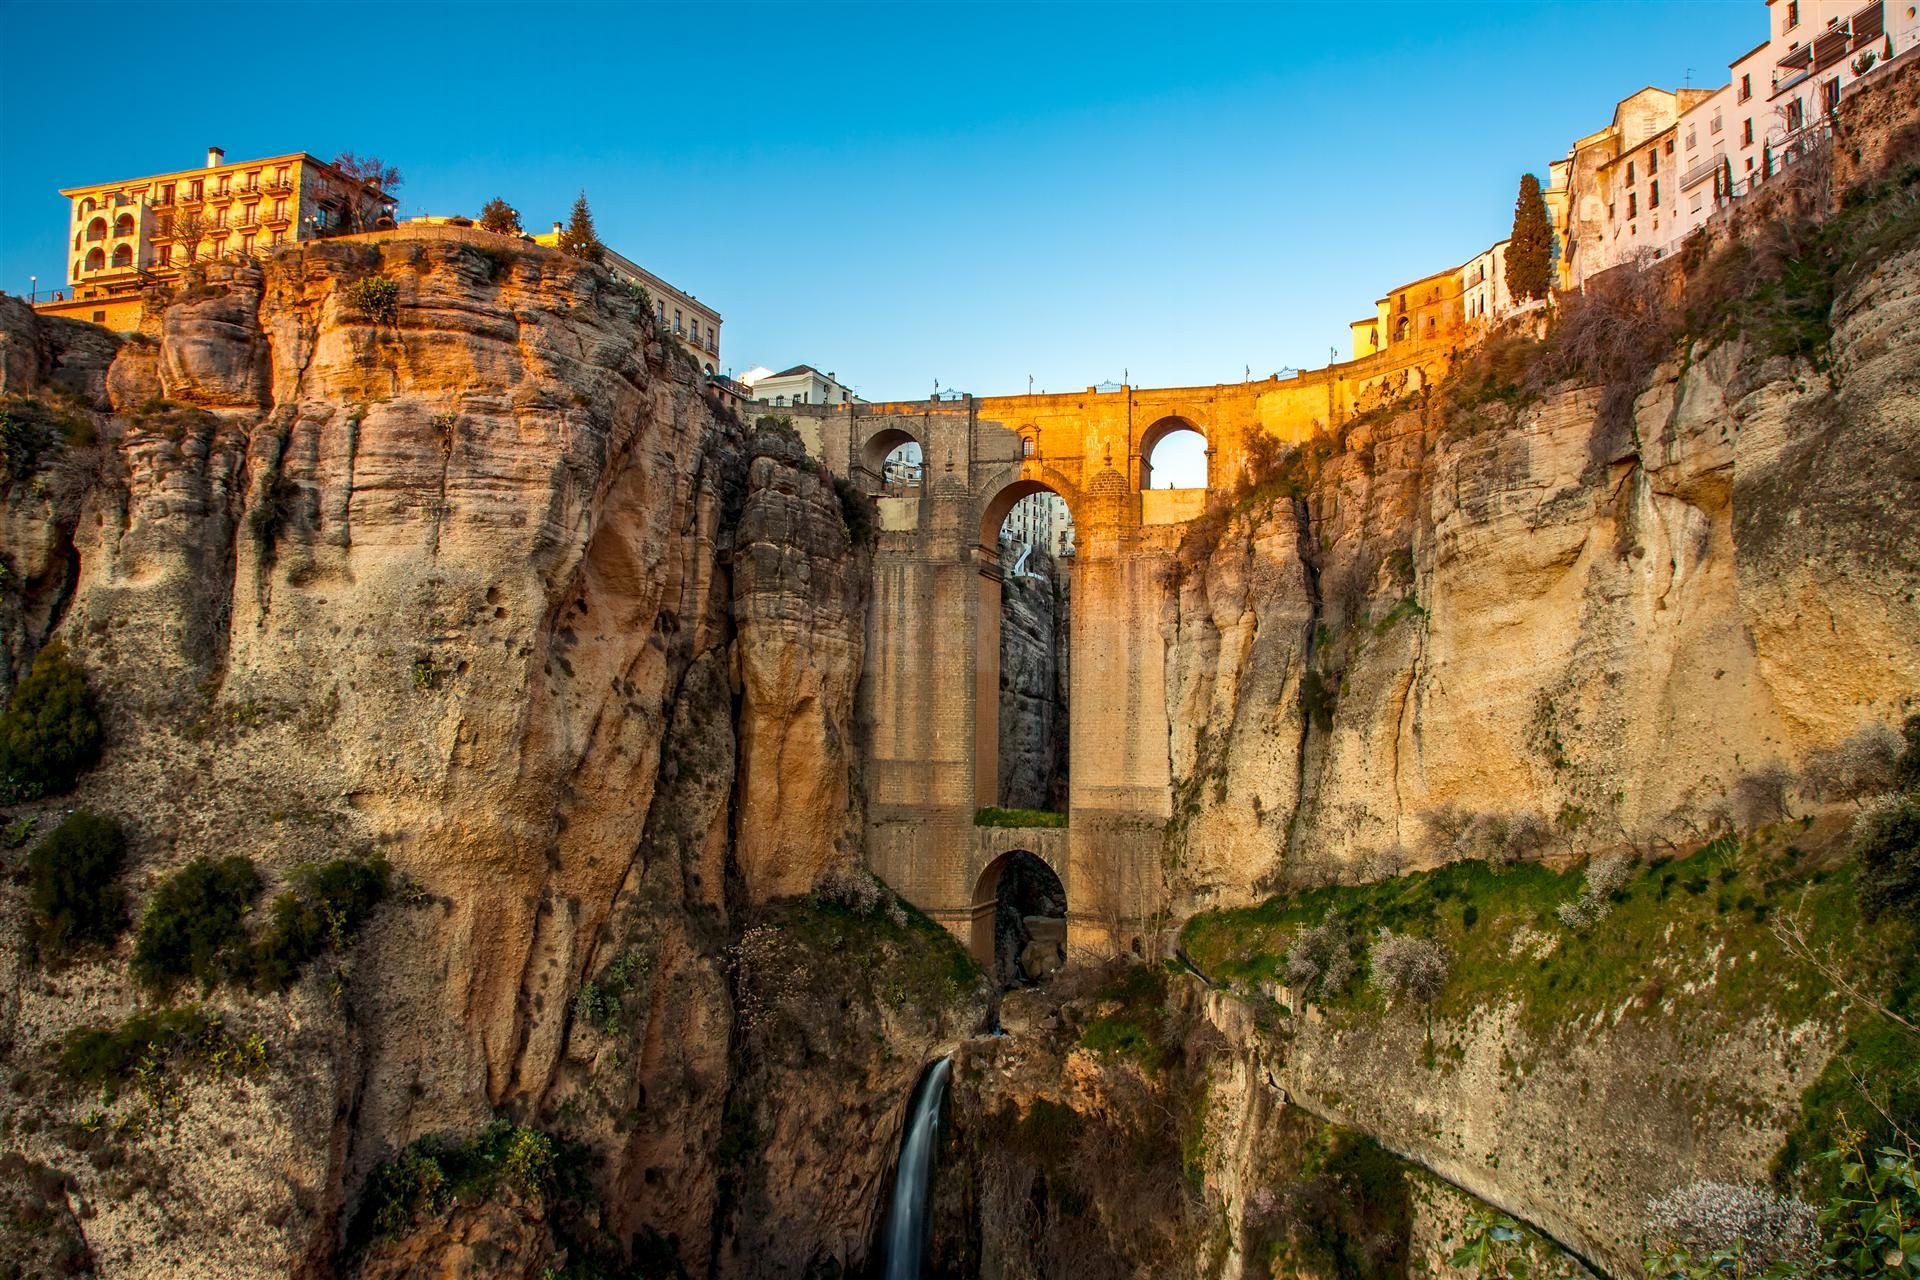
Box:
[173,210,206,264]
[328,153,403,233]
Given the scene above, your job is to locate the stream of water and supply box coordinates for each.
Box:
[873,1056,952,1279]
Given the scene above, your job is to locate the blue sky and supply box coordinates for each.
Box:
[0,0,1749,401]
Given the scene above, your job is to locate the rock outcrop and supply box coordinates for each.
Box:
[0,230,920,1280]
[1165,240,1920,908]
[997,550,1070,811]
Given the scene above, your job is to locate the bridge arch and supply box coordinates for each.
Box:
[859,424,921,477]
[969,845,1067,973]
[1138,415,1209,491]
[977,474,1077,550]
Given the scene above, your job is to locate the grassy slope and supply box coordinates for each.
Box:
[1180,820,1918,1192]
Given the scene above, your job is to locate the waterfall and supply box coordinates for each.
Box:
[872,1057,952,1279]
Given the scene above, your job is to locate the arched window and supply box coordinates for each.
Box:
[1394,316,1411,342]
[1020,435,1035,459]
[72,260,82,279]
[86,218,108,242]
[110,244,133,268]
[84,248,105,271]
[79,197,96,214]
[114,213,135,237]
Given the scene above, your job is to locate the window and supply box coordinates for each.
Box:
[1691,193,1704,213]
[1822,78,1839,114]
[1627,160,1636,184]
[1649,149,1658,174]
[110,244,133,268]
[1686,128,1696,150]
[113,213,134,236]
[673,309,682,334]
[86,217,108,241]
[215,208,228,228]
[1787,98,1805,131]
[188,179,203,200]
[240,234,255,256]
[1739,74,1752,102]
[92,311,106,324]
[1785,0,1799,30]
[158,245,172,267]
[218,176,231,195]
[1664,139,1673,155]
[84,247,105,271]
[159,183,174,204]
[1650,180,1660,208]
[270,229,285,245]
[1628,192,1638,218]
[1742,118,1754,145]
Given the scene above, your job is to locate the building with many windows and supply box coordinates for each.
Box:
[745,365,864,408]
[528,226,722,374]
[38,147,395,332]
[1547,1,1916,289]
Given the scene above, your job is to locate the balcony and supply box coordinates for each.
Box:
[1680,155,1723,190]
[264,178,295,195]
[263,208,292,226]
[208,187,235,203]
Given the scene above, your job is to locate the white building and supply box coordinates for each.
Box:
[746,364,863,408]
[1460,239,1513,330]
[999,492,1074,561]
[1551,0,1917,286]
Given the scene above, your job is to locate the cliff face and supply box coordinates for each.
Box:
[1165,241,1920,908]
[998,552,1070,811]
[0,231,940,1279]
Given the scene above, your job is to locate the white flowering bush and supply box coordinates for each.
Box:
[1556,852,1638,929]
[1284,912,1358,1000]
[1370,931,1452,1007]
[1643,1181,1819,1273]
[812,867,908,929]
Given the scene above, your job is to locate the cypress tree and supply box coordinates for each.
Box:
[557,190,603,263]
[1505,173,1553,302]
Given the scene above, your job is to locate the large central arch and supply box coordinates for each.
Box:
[973,477,1075,810]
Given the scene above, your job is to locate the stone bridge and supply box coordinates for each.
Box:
[785,348,1447,961]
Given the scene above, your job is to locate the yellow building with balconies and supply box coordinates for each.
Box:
[38,147,395,332]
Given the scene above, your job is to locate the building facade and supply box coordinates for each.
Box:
[528,226,722,374]
[40,148,394,332]
[1549,1,1915,289]
[1460,239,1513,330]
[747,365,864,408]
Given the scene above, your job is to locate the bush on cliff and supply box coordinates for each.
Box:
[26,811,127,961]
[131,855,261,993]
[1852,789,1920,929]
[834,474,877,545]
[341,276,399,325]
[54,1005,265,1100]
[248,854,392,992]
[0,640,104,802]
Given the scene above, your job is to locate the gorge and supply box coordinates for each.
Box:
[0,62,1918,1280]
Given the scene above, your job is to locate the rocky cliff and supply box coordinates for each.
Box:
[0,230,976,1279]
[997,550,1070,812]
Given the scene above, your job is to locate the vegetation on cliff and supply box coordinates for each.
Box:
[1182,814,1919,1189]
[0,640,103,801]
[25,810,127,961]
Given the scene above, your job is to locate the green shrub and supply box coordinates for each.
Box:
[351,1120,577,1248]
[0,641,104,802]
[341,275,399,325]
[834,475,876,545]
[1852,791,1920,928]
[131,856,260,992]
[249,855,392,992]
[0,394,93,483]
[1078,963,1178,1072]
[26,811,127,959]
[54,1005,263,1097]
[973,806,1067,828]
